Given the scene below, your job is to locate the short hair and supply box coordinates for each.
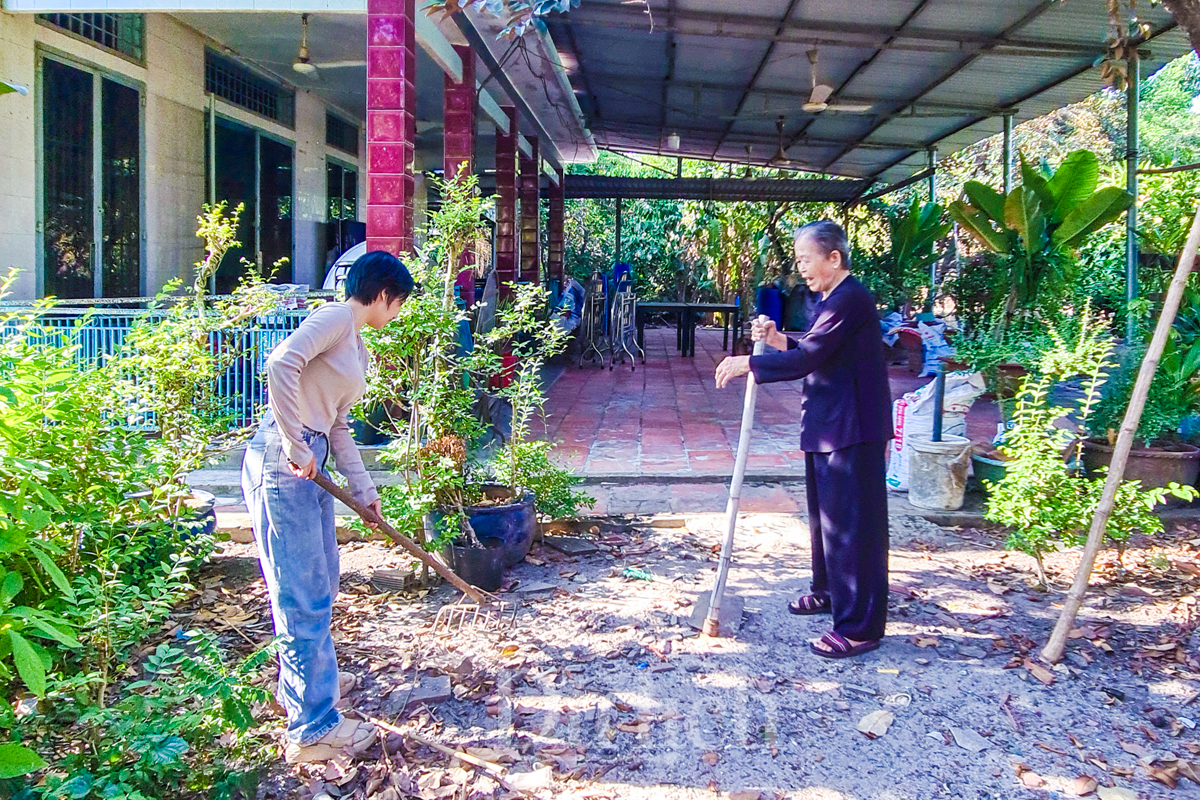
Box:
[344,250,414,305]
[794,220,851,270]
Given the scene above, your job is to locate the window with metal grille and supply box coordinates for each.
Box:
[39,14,145,62]
[325,113,359,157]
[205,50,295,128]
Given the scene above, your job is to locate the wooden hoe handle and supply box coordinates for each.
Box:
[310,472,487,604]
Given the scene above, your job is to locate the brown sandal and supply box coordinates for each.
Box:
[787,594,830,615]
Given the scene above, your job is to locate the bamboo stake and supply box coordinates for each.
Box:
[310,472,488,604]
[1043,203,1200,663]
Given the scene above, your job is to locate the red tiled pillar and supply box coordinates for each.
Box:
[366,0,416,256]
[444,44,476,305]
[494,106,519,296]
[519,136,540,285]
[443,44,475,182]
[547,167,564,285]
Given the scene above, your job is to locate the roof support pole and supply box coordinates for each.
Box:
[928,147,938,302]
[1126,49,1141,342]
[1002,111,1014,195]
[548,168,565,286]
[615,196,623,265]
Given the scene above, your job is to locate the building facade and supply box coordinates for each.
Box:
[0,4,590,301]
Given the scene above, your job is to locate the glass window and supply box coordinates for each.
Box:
[39,14,144,62]
[209,118,294,293]
[325,113,359,157]
[325,161,359,267]
[205,50,294,128]
[42,58,142,299]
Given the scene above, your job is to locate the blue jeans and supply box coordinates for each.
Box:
[242,411,341,745]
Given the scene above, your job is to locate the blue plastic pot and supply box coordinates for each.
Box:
[465,485,537,567]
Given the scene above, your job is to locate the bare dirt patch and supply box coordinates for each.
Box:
[192,502,1200,800]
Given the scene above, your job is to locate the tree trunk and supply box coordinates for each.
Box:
[1163,0,1200,56]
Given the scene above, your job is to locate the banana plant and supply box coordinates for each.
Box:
[949,149,1133,311]
[888,195,951,307]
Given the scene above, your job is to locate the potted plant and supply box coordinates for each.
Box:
[116,202,281,522]
[358,170,589,587]
[984,307,1195,585]
[1083,333,1200,491]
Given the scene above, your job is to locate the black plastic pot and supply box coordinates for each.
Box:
[465,485,537,567]
[446,537,505,592]
[351,404,391,446]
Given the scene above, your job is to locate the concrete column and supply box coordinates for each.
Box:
[365,0,417,256]
[519,136,541,285]
[547,168,565,285]
[494,106,519,295]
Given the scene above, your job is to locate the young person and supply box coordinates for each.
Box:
[242,251,412,763]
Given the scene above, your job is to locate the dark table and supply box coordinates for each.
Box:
[636,302,742,358]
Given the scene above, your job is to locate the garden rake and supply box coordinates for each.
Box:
[690,319,767,637]
[311,473,517,633]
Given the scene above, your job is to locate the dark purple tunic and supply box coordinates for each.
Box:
[748,275,893,451]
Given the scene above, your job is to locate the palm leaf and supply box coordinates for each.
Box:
[949,201,1009,253]
[1045,150,1099,224]
[1051,187,1133,250]
[963,181,1006,224]
[1005,185,1047,254]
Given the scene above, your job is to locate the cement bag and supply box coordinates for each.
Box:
[886,371,986,491]
[880,311,903,347]
[917,321,955,377]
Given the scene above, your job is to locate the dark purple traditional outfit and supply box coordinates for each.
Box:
[749,275,893,641]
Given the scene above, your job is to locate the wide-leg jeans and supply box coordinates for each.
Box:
[241,411,342,745]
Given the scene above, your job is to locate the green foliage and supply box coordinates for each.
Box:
[983,307,1194,582]
[0,216,280,793]
[1090,333,1200,446]
[950,150,1132,315]
[361,170,588,546]
[490,440,590,521]
[875,196,951,308]
[117,203,283,514]
[26,631,275,800]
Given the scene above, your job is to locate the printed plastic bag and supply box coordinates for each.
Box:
[886,371,986,491]
[917,321,955,377]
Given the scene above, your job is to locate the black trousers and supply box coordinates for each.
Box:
[805,440,890,641]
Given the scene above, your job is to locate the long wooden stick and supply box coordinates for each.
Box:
[310,472,487,604]
[1043,204,1200,663]
[703,323,767,636]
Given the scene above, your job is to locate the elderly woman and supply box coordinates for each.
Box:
[243,251,412,763]
[715,220,892,659]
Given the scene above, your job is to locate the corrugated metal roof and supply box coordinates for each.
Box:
[562,175,869,202]
[545,0,1191,189]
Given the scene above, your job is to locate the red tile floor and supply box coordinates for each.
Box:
[537,326,1000,479]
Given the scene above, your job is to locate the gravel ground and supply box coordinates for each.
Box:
[196,494,1200,800]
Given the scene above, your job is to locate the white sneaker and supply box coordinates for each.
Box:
[337,671,357,698]
[284,717,378,764]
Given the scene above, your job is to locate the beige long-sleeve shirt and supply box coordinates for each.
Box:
[265,302,379,506]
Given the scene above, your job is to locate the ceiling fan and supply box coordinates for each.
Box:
[292,14,366,76]
[768,117,801,168]
[802,48,872,114]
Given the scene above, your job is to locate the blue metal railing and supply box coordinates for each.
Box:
[1,303,310,427]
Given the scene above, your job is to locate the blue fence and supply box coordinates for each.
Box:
[1,303,310,427]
